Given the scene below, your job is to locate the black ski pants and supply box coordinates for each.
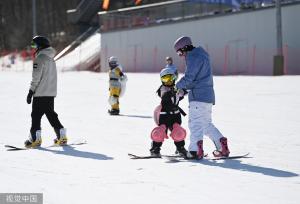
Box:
[31,97,63,134]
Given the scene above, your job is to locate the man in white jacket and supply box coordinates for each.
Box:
[25,36,67,148]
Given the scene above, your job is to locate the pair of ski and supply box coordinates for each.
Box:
[128,153,250,161]
[4,140,87,151]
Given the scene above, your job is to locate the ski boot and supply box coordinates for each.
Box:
[150,141,162,157]
[174,141,188,158]
[176,146,188,158]
[186,140,204,160]
[213,137,230,157]
[24,130,42,148]
[108,109,120,115]
[54,128,68,145]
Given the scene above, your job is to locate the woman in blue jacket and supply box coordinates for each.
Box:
[174,36,230,160]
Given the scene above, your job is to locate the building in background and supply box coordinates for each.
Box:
[98,0,300,75]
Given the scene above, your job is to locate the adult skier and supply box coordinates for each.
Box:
[174,36,230,159]
[24,36,67,148]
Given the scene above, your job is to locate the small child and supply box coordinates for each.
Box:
[165,56,178,80]
[150,67,188,157]
[108,56,127,115]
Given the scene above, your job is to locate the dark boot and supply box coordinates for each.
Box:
[174,140,188,158]
[108,109,120,115]
[150,141,162,157]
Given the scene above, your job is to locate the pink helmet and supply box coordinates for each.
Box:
[174,36,192,52]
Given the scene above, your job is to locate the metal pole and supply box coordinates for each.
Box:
[32,0,37,36]
[276,0,283,56]
[273,0,284,75]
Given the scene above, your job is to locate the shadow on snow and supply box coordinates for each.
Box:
[38,145,113,161]
[172,158,299,178]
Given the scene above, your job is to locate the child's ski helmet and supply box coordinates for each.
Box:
[165,56,173,63]
[108,56,118,67]
[160,67,176,86]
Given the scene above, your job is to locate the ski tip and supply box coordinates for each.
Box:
[4,145,28,151]
[210,152,251,160]
[237,152,250,157]
[244,152,250,157]
[4,145,24,149]
[128,153,161,159]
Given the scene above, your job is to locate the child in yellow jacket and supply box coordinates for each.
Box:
[108,56,127,115]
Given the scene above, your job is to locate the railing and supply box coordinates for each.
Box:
[99,0,230,32]
[67,0,102,25]
[98,0,300,32]
[56,32,101,72]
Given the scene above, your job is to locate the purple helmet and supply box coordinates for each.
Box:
[174,36,192,51]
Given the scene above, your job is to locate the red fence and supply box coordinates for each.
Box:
[101,44,300,75]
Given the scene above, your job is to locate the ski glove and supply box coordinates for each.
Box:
[26,90,34,104]
[176,88,188,98]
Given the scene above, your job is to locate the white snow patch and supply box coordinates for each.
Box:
[0,72,299,204]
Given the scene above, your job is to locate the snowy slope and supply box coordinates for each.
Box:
[0,72,299,204]
[0,32,101,73]
[0,54,32,72]
[56,33,101,72]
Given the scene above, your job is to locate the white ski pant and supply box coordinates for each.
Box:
[188,101,224,151]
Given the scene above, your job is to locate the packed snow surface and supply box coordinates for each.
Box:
[0,71,299,204]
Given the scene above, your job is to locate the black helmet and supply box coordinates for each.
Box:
[31,36,50,50]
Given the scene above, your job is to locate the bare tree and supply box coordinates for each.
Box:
[0,0,81,52]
